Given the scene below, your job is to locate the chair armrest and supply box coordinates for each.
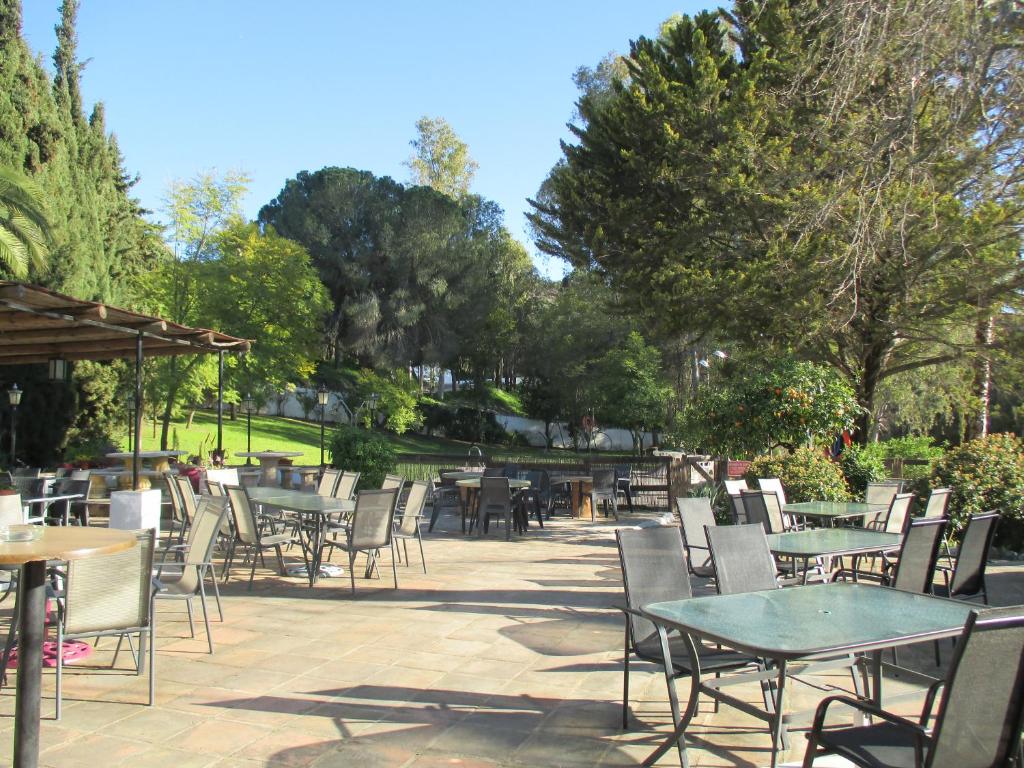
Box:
[920,680,945,726]
[810,695,929,745]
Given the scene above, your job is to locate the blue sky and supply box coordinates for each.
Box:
[22,1,705,276]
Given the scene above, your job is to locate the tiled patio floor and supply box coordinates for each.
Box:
[0,509,1020,768]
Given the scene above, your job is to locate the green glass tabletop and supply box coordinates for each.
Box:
[247,487,353,514]
[441,471,484,481]
[643,583,974,660]
[767,528,901,557]
[783,501,885,519]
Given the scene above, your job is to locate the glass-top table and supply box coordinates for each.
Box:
[641,583,975,767]
[783,500,885,526]
[245,488,354,586]
[767,528,901,583]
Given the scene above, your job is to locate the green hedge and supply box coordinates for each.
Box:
[745,448,850,503]
[931,433,1024,549]
[327,426,398,491]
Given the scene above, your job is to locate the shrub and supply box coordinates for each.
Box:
[931,433,1024,549]
[838,444,887,498]
[327,425,397,490]
[672,357,860,457]
[744,448,850,503]
[419,401,507,444]
[863,436,944,482]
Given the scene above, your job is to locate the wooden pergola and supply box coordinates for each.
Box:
[0,282,251,487]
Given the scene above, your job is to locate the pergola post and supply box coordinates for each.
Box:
[216,350,224,457]
[133,331,143,491]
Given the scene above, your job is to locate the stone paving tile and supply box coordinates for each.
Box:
[0,510,1020,767]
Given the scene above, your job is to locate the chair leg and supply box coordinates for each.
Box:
[622,621,631,728]
[416,531,427,574]
[349,550,356,596]
[185,597,195,638]
[198,582,214,654]
[207,566,224,622]
[148,609,156,706]
[248,546,259,592]
[55,609,64,720]
[390,541,398,589]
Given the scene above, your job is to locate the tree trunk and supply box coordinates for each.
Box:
[185,409,195,429]
[968,315,995,440]
[853,340,890,445]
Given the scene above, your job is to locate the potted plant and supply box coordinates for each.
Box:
[0,477,17,496]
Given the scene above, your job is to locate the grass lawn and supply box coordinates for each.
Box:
[130,410,633,464]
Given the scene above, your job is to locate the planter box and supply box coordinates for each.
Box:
[109,489,161,536]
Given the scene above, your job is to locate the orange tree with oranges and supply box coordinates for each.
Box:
[670,358,860,458]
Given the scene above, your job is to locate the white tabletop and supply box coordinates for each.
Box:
[106,451,186,460]
[235,451,304,459]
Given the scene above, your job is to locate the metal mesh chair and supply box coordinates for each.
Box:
[706,523,780,594]
[163,472,189,547]
[334,471,359,500]
[863,480,903,527]
[757,478,787,507]
[741,489,784,534]
[206,481,225,497]
[615,526,758,728]
[428,470,461,532]
[933,512,998,604]
[316,469,341,497]
[472,476,515,538]
[223,485,292,590]
[325,487,400,596]
[381,474,404,490]
[393,480,429,573]
[518,470,551,525]
[155,496,228,653]
[922,487,952,519]
[614,464,634,512]
[889,517,947,595]
[675,497,716,578]
[802,606,1024,768]
[590,468,619,520]
[56,529,156,719]
[50,478,91,525]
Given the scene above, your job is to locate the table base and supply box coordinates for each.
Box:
[285,563,344,578]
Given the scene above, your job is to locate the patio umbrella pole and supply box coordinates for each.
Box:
[132,332,143,491]
[216,350,224,457]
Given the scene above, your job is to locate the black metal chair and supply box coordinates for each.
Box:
[887,517,947,594]
[802,606,1024,768]
[675,497,716,578]
[706,523,780,594]
[740,489,785,534]
[615,525,757,728]
[473,476,520,539]
[933,512,998,604]
[614,464,634,513]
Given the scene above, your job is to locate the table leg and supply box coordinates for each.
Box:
[14,560,45,768]
[643,627,700,768]
[768,660,788,768]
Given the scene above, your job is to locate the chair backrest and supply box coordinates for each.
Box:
[923,487,953,520]
[502,464,520,479]
[317,468,341,496]
[616,525,693,648]
[13,467,39,478]
[69,469,91,481]
[224,485,260,547]
[0,494,22,525]
[614,465,631,484]
[525,470,550,503]
[164,472,186,524]
[723,479,747,495]
[706,523,779,595]
[927,607,1024,768]
[381,474,404,490]
[12,476,41,498]
[757,478,787,508]
[949,512,999,598]
[865,480,903,507]
[740,489,778,534]
[592,468,616,493]
[170,496,229,597]
[334,471,359,500]
[762,491,788,533]
[206,481,225,497]
[892,517,947,594]
[54,478,90,499]
[174,475,198,521]
[884,492,916,535]
[482,467,504,477]
[65,529,155,635]
[350,487,400,550]
[478,476,511,514]
[728,493,747,524]
[206,468,239,489]
[396,480,429,536]
[675,497,716,573]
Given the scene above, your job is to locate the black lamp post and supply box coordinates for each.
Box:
[7,384,21,467]
[317,385,329,470]
[125,391,135,452]
[242,393,254,465]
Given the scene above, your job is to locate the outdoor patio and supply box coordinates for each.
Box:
[0,510,1019,768]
